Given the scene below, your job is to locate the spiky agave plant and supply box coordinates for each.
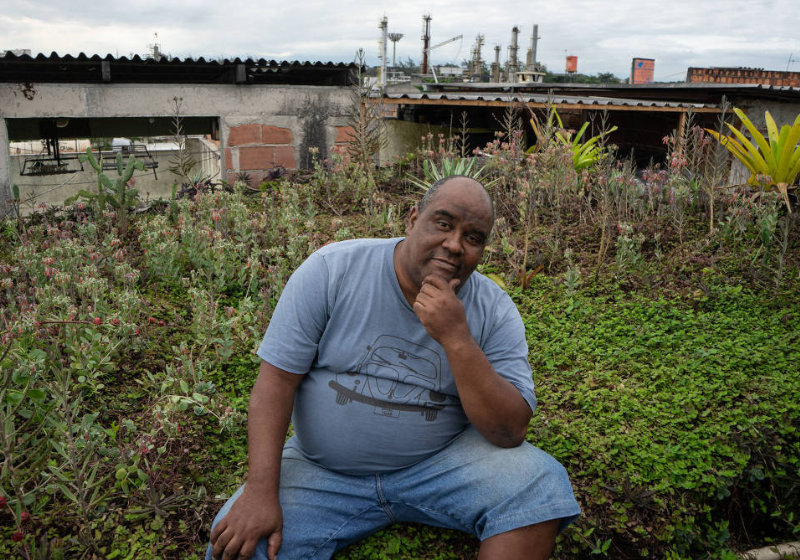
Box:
[408,157,496,191]
[706,108,800,211]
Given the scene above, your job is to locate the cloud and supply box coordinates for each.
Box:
[2,0,798,80]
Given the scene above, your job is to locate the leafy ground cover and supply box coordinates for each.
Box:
[1,113,799,559]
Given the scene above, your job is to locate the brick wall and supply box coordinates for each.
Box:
[686,67,800,87]
[225,124,296,185]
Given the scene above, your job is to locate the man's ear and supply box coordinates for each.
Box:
[406,204,420,233]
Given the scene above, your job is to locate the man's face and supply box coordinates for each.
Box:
[399,178,492,292]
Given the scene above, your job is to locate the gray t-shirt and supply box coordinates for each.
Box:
[257,238,536,475]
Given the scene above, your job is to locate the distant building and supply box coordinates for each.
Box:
[435,65,464,78]
[687,67,800,87]
[631,58,655,84]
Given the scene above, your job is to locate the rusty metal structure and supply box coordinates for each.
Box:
[421,15,432,74]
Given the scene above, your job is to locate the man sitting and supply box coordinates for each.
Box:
[207,176,580,560]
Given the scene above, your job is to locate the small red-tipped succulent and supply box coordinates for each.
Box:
[20,511,29,525]
[93,317,102,325]
[157,320,165,327]
[0,496,6,509]
[11,532,23,542]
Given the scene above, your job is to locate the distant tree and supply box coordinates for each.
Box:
[395,56,419,74]
[596,72,622,84]
[544,71,622,84]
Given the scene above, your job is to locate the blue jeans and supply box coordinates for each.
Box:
[206,427,580,560]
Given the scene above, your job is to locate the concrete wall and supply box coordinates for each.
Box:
[741,99,800,130]
[0,120,9,215]
[728,98,800,185]
[380,120,452,165]
[0,82,355,215]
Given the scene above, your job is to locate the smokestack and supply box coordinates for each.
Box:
[526,25,540,71]
[491,45,501,82]
[421,14,431,74]
[471,34,484,80]
[507,26,519,81]
[379,17,388,89]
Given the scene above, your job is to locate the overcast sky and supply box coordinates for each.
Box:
[2,0,799,81]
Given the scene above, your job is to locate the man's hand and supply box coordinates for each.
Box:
[412,275,469,344]
[211,361,301,560]
[210,487,283,560]
[413,274,532,448]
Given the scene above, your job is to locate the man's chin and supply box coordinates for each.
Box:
[423,268,465,290]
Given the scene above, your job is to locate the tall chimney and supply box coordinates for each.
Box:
[507,26,519,81]
[379,17,388,89]
[421,14,431,74]
[471,34,484,80]
[526,24,540,71]
[491,45,501,82]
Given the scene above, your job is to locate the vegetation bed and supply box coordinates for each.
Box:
[1,113,799,559]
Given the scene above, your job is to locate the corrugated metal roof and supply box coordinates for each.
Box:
[428,81,800,93]
[383,91,714,109]
[420,80,800,104]
[0,51,358,86]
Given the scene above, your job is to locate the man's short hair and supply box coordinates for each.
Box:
[418,175,495,230]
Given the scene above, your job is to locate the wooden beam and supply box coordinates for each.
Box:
[676,112,687,158]
[379,97,722,113]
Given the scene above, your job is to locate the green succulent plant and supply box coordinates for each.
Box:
[66,148,144,235]
[706,108,800,211]
[528,106,618,171]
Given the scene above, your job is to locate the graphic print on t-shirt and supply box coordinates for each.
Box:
[328,335,448,421]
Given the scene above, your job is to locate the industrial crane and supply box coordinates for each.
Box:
[424,34,463,83]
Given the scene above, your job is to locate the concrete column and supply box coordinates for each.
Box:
[0,119,12,218]
[218,117,227,182]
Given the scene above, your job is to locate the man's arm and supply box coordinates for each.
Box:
[209,360,304,560]
[413,275,532,448]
